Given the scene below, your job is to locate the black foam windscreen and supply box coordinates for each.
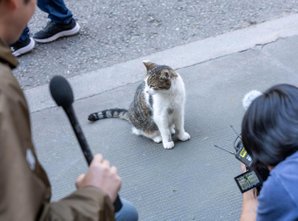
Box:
[49,75,74,108]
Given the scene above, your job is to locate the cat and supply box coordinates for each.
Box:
[88,61,190,149]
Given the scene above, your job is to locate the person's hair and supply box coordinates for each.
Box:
[241,84,298,167]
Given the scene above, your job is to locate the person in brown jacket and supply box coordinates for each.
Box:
[0,0,138,220]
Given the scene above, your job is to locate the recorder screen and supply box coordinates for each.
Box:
[234,170,260,193]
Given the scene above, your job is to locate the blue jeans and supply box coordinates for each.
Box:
[115,198,139,221]
[37,0,73,24]
[19,0,73,42]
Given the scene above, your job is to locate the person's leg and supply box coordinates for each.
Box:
[34,0,80,43]
[37,0,72,24]
[115,198,138,221]
[19,27,30,42]
[10,27,35,57]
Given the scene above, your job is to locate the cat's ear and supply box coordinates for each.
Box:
[143,60,157,71]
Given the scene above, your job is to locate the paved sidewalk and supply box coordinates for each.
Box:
[28,16,298,221]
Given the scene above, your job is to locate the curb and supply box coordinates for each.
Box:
[25,13,298,113]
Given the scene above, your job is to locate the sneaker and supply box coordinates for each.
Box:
[33,18,80,43]
[11,37,35,57]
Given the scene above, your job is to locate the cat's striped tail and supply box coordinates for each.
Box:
[88,108,129,122]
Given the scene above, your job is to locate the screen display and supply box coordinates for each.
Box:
[234,170,260,193]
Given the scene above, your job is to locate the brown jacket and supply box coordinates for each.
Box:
[0,39,114,221]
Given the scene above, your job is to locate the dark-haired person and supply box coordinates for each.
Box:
[240,84,298,221]
[10,0,80,57]
[0,0,138,220]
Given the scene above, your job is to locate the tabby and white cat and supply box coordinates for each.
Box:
[88,61,190,149]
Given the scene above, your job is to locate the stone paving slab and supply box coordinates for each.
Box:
[31,36,298,220]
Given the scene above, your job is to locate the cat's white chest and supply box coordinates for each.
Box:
[152,76,185,116]
[156,95,181,111]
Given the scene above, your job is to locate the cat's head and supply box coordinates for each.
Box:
[143,61,178,95]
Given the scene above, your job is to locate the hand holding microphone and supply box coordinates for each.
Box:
[76,154,121,203]
[49,75,123,211]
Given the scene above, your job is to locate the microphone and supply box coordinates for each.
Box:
[49,75,122,212]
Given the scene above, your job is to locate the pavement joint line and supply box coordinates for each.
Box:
[24,13,298,113]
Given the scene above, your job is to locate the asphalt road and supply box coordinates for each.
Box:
[14,0,298,89]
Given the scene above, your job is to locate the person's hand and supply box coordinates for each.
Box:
[76,154,121,202]
[240,188,258,221]
[240,162,248,173]
[239,162,258,221]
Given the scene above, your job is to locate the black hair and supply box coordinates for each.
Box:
[241,84,298,167]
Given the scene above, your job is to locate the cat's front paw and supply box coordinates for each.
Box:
[177,132,191,141]
[163,141,174,149]
[153,136,162,143]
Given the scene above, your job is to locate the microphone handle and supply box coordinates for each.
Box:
[64,105,122,212]
[64,106,93,164]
